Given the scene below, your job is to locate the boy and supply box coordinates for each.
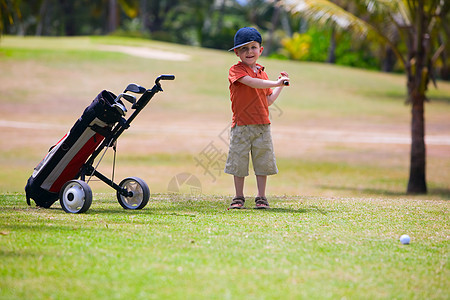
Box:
[225,27,289,209]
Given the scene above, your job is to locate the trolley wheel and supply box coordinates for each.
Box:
[117,177,150,210]
[59,180,93,213]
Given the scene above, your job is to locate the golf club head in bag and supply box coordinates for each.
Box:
[124,83,146,94]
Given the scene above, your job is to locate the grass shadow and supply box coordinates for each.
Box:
[426,188,450,200]
[89,206,317,215]
[369,89,450,104]
[2,194,328,215]
[317,185,450,200]
[84,200,326,215]
[265,206,327,214]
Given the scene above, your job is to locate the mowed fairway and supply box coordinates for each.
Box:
[0,36,449,299]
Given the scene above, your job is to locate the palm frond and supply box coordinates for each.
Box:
[364,0,411,27]
[283,0,370,39]
[282,0,407,67]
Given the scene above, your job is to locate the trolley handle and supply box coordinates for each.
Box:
[156,75,175,85]
[131,75,175,110]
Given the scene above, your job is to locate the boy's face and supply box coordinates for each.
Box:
[234,41,263,67]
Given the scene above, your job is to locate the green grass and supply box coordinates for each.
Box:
[0,194,448,299]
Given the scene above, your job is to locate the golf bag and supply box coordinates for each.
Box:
[25,90,124,208]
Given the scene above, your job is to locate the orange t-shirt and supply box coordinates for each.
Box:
[228,62,273,127]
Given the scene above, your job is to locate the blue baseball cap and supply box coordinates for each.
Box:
[229,27,262,51]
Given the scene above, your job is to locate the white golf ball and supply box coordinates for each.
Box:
[400,234,410,244]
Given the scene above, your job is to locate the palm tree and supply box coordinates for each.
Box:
[282,0,448,194]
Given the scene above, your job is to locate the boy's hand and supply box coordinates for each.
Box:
[278,71,290,86]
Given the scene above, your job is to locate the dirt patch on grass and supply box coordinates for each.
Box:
[98,45,191,61]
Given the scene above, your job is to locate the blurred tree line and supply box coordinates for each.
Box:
[0,0,449,79]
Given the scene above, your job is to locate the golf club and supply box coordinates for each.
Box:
[112,93,136,116]
[115,93,136,104]
[124,83,146,94]
[112,102,127,116]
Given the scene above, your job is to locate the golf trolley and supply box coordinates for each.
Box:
[25,75,175,213]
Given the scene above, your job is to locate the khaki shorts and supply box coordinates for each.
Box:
[224,124,278,177]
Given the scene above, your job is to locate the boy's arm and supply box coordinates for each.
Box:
[267,86,284,106]
[237,72,289,106]
[237,76,283,89]
[268,71,289,106]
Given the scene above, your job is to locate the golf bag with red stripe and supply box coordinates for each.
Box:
[25,90,123,208]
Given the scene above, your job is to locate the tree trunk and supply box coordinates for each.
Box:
[108,0,118,33]
[140,0,148,34]
[382,46,396,72]
[216,0,226,32]
[59,0,76,36]
[407,0,427,194]
[407,88,427,194]
[438,34,450,80]
[327,27,336,63]
[264,0,281,56]
[36,0,49,36]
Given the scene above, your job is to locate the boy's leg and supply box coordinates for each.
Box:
[234,176,245,197]
[251,124,276,209]
[255,175,269,208]
[229,176,245,209]
[225,125,251,209]
[256,175,266,197]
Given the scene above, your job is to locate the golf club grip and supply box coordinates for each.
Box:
[283,80,289,86]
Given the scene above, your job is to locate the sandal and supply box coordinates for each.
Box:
[255,196,270,209]
[229,196,245,209]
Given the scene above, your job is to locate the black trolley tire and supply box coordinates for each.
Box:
[117,177,150,210]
